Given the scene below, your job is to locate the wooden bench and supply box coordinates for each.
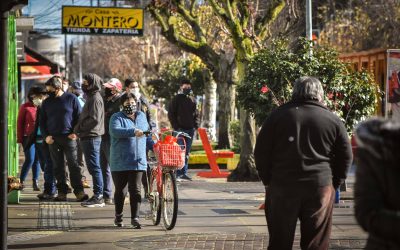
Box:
[196,128,234,178]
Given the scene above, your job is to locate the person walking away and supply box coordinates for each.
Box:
[74,73,105,207]
[17,86,44,191]
[354,118,400,249]
[40,75,88,202]
[168,79,200,181]
[101,78,123,205]
[70,81,91,189]
[109,93,149,229]
[254,76,352,250]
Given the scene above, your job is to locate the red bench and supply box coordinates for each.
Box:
[196,128,234,178]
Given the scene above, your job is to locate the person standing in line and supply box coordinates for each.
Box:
[40,75,88,202]
[254,76,353,250]
[109,93,149,229]
[168,79,200,181]
[100,78,123,205]
[354,118,400,250]
[17,86,45,191]
[74,73,105,207]
[70,81,91,189]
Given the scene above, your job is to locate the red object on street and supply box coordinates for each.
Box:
[197,128,233,178]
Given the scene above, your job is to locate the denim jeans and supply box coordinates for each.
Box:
[176,128,195,176]
[36,142,56,195]
[20,136,41,182]
[81,136,103,197]
[100,135,113,199]
[48,135,84,195]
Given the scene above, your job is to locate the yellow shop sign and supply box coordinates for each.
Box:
[62,6,144,36]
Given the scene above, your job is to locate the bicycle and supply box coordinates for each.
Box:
[144,129,190,230]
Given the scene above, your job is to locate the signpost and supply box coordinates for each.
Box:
[62,6,144,36]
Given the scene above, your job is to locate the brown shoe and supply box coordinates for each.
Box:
[75,191,89,202]
[82,180,91,189]
[54,193,67,202]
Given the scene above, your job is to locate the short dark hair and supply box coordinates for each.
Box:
[124,78,136,88]
[120,93,137,106]
[27,85,47,102]
[180,78,191,86]
[45,75,63,89]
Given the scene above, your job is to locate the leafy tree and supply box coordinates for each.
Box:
[148,0,305,181]
[237,39,379,134]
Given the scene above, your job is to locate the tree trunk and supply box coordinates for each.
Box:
[227,108,259,182]
[201,73,217,141]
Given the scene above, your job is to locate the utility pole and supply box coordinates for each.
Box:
[306,0,312,40]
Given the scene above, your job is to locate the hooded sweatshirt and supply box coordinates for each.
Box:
[74,73,105,138]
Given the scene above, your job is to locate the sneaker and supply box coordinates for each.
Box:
[180,174,192,181]
[131,218,141,229]
[104,198,114,205]
[114,214,123,227]
[37,192,55,200]
[54,193,67,201]
[81,196,105,207]
[82,179,91,189]
[75,191,89,202]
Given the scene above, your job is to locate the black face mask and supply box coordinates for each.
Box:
[47,91,56,98]
[104,88,113,97]
[82,85,90,93]
[182,88,192,95]
[123,104,137,115]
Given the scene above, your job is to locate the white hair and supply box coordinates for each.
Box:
[292,76,324,102]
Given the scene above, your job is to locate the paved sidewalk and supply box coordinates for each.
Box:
[7,170,366,249]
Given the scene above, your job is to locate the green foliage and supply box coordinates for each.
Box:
[147,56,207,100]
[229,120,241,153]
[237,38,379,134]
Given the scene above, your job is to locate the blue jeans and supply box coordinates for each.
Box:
[81,136,103,197]
[20,136,41,182]
[36,142,56,195]
[176,128,195,176]
[48,135,84,195]
[100,135,113,199]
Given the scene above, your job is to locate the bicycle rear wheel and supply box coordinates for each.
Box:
[162,170,178,230]
[149,171,161,225]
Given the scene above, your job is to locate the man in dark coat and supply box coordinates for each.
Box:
[254,76,352,250]
[354,118,400,250]
[168,79,200,181]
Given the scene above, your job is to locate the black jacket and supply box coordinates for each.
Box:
[354,118,400,250]
[168,93,200,130]
[74,73,105,138]
[254,99,352,188]
[103,93,122,137]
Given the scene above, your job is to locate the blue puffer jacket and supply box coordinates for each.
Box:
[109,111,149,172]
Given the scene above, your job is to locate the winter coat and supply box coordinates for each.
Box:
[103,93,122,137]
[74,73,105,138]
[17,102,37,143]
[109,111,149,172]
[168,93,200,130]
[354,118,400,250]
[254,99,352,189]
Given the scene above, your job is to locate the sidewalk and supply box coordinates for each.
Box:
[7,170,367,249]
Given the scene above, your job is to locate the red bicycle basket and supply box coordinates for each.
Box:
[154,142,185,169]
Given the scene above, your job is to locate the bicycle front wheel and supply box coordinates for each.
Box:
[162,170,178,230]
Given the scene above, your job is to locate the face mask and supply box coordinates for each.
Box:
[82,85,90,93]
[130,88,140,96]
[32,98,42,107]
[62,84,69,92]
[182,88,192,95]
[48,91,56,98]
[105,88,113,97]
[123,104,137,115]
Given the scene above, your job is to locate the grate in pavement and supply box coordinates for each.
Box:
[211,208,248,214]
[37,202,73,231]
[115,233,366,250]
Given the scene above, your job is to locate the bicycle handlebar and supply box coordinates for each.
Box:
[143,130,191,139]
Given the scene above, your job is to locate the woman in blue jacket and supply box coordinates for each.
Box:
[109,93,149,229]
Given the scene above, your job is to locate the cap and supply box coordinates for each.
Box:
[104,78,122,91]
[70,81,82,90]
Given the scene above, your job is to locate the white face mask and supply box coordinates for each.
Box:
[130,88,140,97]
[62,84,69,92]
[32,98,42,107]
